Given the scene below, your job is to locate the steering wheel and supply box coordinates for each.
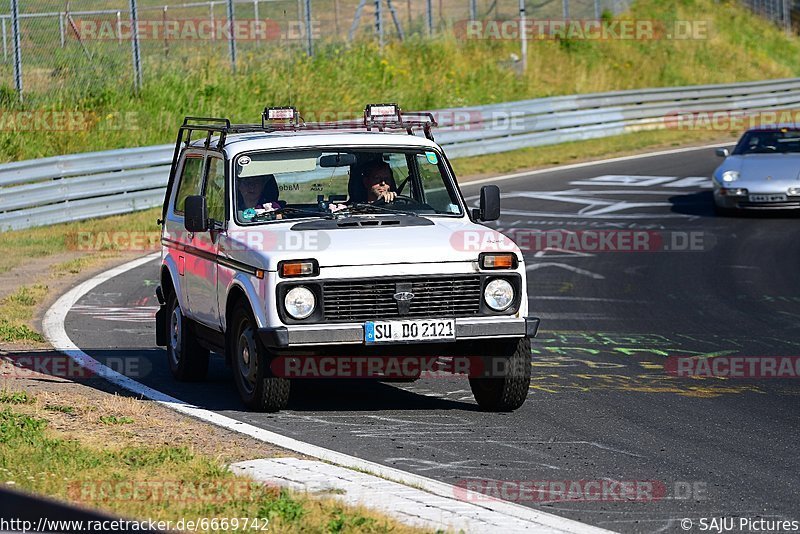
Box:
[374,194,417,205]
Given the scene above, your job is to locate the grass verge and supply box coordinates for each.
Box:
[0,388,425,534]
[451,127,735,178]
[0,285,48,343]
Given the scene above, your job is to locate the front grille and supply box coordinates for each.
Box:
[322,275,482,322]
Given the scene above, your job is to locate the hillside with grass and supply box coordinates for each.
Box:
[0,0,798,162]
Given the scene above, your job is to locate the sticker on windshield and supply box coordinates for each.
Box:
[425,152,438,164]
[242,208,256,220]
[238,156,251,166]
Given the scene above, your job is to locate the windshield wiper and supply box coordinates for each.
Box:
[252,206,334,220]
[347,203,419,217]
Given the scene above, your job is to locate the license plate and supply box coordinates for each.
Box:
[749,194,787,203]
[365,319,455,343]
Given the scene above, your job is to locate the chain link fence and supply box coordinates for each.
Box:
[0,0,631,101]
[741,0,799,33]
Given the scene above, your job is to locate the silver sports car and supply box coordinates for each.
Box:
[712,126,800,213]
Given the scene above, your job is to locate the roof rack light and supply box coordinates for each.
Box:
[263,106,300,127]
[365,103,401,123]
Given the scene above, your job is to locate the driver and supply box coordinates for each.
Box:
[362,161,398,203]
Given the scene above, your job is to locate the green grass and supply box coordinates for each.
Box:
[45,404,77,415]
[0,398,425,533]
[0,390,35,405]
[0,207,159,274]
[451,127,736,177]
[0,0,797,162]
[99,415,135,425]
[0,285,49,343]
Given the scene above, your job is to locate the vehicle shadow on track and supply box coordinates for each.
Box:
[286,379,480,412]
[668,191,715,217]
[40,348,478,413]
[669,191,800,218]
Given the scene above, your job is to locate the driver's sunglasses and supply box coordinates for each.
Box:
[366,175,391,185]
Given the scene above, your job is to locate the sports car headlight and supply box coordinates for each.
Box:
[484,279,514,311]
[284,286,315,319]
[721,171,740,183]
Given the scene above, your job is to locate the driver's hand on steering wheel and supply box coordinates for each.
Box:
[377,191,397,203]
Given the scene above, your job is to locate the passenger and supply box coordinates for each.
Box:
[361,161,398,203]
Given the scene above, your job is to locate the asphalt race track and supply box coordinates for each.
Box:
[63,146,800,533]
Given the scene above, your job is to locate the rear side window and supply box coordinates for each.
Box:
[174,155,205,214]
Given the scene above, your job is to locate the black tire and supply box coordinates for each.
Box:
[229,301,290,412]
[165,292,209,381]
[469,338,531,412]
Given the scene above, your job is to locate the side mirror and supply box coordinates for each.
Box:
[184,195,209,232]
[715,148,730,158]
[473,185,500,222]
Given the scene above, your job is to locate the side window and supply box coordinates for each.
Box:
[205,157,226,223]
[174,155,205,214]
[416,153,461,214]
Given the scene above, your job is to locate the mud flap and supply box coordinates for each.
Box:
[155,305,167,346]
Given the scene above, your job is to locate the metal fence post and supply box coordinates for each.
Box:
[116,11,122,46]
[334,0,340,36]
[562,0,569,18]
[375,0,383,49]
[594,0,600,18]
[426,0,433,34]
[519,0,526,73]
[129,0,142,94]
[162,6,169,57]
[226,0,237,72]
[782,0,791,34]
[209,3,215,41]
[10,0,22,102]
[304,0,313,56]
[253,0,259,41]
[59,13,65,48]
[469,0,476,21]
[2,18,7,63]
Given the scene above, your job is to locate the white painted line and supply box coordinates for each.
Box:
[42,253,613,534]
[461,141,731,187]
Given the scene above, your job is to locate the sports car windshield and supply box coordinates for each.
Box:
[733,129,800,155]
[233,148,463,223]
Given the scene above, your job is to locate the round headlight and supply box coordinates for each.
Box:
[285,286,315,319]
[484,279,514,311]
[721,170,739,183]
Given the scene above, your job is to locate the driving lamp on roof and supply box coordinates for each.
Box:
[365,103,401,122]
[263,106,299,127]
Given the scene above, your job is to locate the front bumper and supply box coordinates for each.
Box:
[258,316,540,349]
[714,189,800,210]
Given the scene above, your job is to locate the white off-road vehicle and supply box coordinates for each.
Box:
[155,104,539,412]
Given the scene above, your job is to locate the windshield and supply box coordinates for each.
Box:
[733,129,800,155]
[233,148,463,224]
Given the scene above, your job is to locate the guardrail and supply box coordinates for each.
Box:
[2,77,799,231]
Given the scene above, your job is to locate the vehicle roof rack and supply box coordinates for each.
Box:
[163,105,438,221]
